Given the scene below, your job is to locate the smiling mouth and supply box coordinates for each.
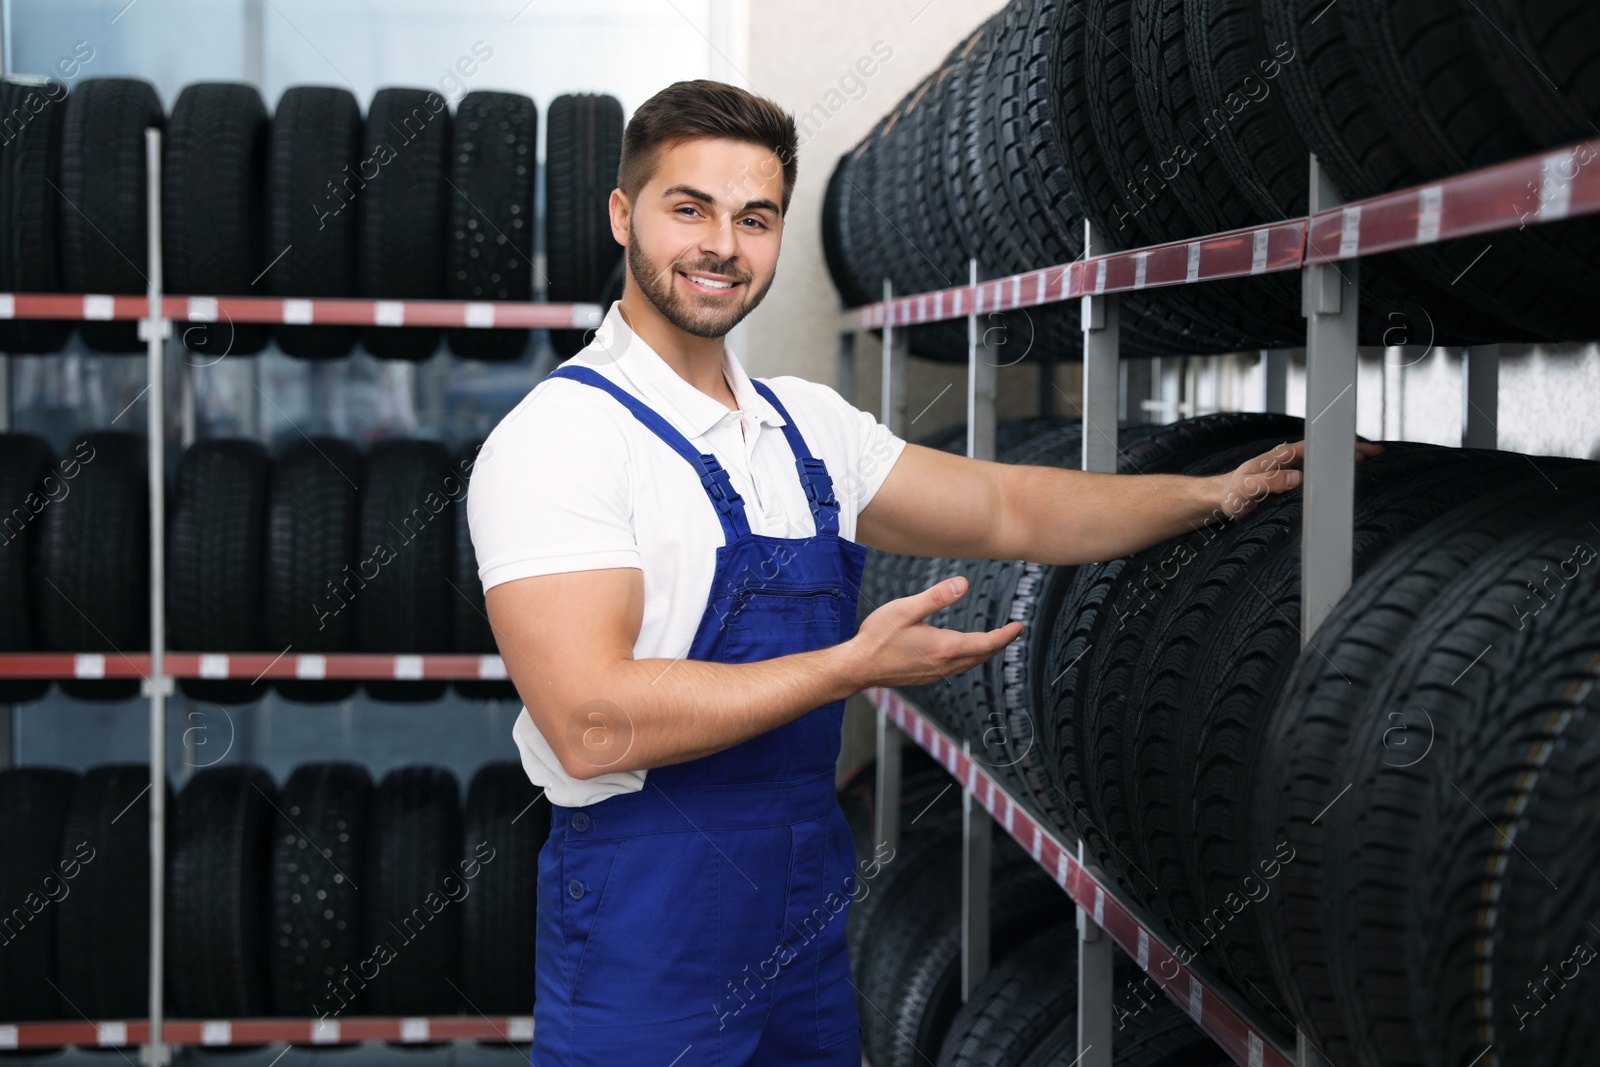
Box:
[679,271,744,295]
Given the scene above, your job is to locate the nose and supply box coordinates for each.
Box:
[695,209,741,271]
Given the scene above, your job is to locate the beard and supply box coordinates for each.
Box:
[625,218,776,339]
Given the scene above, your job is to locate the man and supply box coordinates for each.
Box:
[467,78,1377,1066]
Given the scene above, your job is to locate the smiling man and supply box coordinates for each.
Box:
[466,78,1375,1067]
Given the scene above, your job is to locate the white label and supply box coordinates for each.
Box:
[1137,928,1150,970]
[199,654,230,679]
[0,294,15,319]
[1011,275,1021,308]
[966,760,977,790]
[296,654,327,680]
[1541,151,1576,220]
[400,1018,429,1043]
[1249,1032,1265,1067]
[1251,229,1270,274]
[1185,242,1201,282]
[187,297,218,322]
[984,778,996,809]
[1188,979,1203,1022]
[1004,799,1014,833]
[1035,271,1047,303]
[914,717,925,745]
[1339,205,1363,258]
[1031,825,1042,860]
[283,299,314,324]
[1416,185,1444,243]
[311,1019,340,1044]
[201,1021,231,1046]
[465,302,496,328]
[98,1022,127,1046]
[84,294,115,320]
[375,301,405,327]
[1133,252,1149,290]
[74,653,106,679]
[974,286,984,315]
[1093,886,1105,925]
[953,290,962,316]
[508,1017,534,1041]
[394,655,425,680]
[1055,850,1069,886]
[935,291,944,318]
[0,1025,17,1050]
[1059,267,1071,297]
[1093,259,1107,294]
[478,655,508,679]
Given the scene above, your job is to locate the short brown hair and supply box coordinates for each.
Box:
[617,80,799,216]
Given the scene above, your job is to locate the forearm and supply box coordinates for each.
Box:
[998,463,1226,565]
[551,643,866,779]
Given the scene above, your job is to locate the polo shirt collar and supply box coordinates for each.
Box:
[586,299,785,440]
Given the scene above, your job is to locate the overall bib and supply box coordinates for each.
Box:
[532,364,868,1066]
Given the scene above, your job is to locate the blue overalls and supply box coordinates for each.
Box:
[532,364,867,1066]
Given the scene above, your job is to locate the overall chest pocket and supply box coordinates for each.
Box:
[719,588,844,663]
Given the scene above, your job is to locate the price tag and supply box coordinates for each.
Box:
[284,299,314,324]
[375,301,405,326]
[201,1021,231,1045]
[465,303,496,328]
[400,1018,430,1042]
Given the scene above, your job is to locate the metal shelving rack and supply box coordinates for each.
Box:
[0,124,1593,1065]
[0,129,602,1064]
[839,140,1600,1067]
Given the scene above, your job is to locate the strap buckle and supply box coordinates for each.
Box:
[797,457,840,512]
[699,459,744,515]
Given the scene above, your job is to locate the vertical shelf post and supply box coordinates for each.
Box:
[1262,348,1293,414]
[141,126,172,1067]
[1299,154,1359,644]
[1462,344,1500,448]
[873,276,905,863]
[1077,844,1114,1067]
[959,259,996,1000]
[873,702,902,859]
[967,258,996,461]
[1081,220,1120,473]
[837,300,857,406]
[880,278,906,436]
[959,740,992,1000]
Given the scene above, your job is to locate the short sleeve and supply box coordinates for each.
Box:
[466,381,642,594]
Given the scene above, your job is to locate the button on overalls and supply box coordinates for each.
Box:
[531,364,867,1066]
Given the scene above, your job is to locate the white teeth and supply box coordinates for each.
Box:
[687,274,734,289]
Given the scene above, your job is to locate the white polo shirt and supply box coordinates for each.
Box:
[466,300,907,807]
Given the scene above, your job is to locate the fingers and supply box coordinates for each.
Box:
[901,574,970,623]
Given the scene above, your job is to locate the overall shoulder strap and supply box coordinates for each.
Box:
[542,365,751,542]
[749,379,841,536]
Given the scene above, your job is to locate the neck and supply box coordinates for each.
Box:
[618,292,737,411]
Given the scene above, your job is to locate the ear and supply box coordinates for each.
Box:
[609,187,631,247]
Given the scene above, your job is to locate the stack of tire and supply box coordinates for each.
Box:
[3,76,623,360]
[0,760,547,1023]
[168,433,514,703]
[864,414,1600,1063]
[838,748,1230,1066]
[0,430,514,706]
[821,0,1600,359]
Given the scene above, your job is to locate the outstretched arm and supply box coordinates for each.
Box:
[856,436,1383,566]
[486,565,1018,779]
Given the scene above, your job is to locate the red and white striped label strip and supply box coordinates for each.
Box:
[0,294,603,329]
[0,1016,533,1050]
[840,137,1600,330]
[868,687,1292,1067]
[1304,139,1600,264]
[838,220,1305,332]
[0,652,509,681]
